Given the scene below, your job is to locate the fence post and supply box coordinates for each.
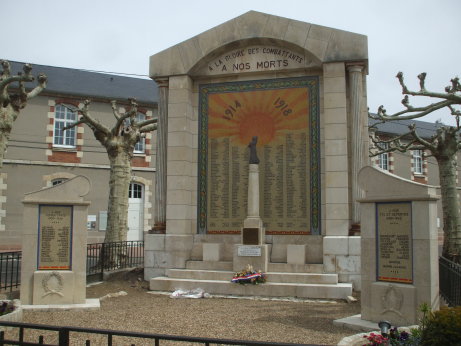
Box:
[58,327,70,346]
[100,243,105,282]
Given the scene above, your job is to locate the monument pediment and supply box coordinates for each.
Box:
[358,166,439,202]
[149,11,368,78]
[23,175,91,205]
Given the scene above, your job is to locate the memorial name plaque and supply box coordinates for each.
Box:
[38,205,73,270]
[377,202,413,284]
[242,228,259,245]
[238,245,262,257]
[198,77,320,235]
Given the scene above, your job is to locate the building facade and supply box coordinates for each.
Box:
[0,62,158,250]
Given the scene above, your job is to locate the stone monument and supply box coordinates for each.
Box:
[358,166,439,326]
[233,136,269,272]
[145,11,368,295]
[20,176,99,309]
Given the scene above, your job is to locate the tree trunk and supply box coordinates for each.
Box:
[0,110,15,169]
[0,128,11,169]
[104,151,131,243]
[436,155,461,261]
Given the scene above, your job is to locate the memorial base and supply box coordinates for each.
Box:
[233,244,269,272]
[32,271,85,305]
[362,282,418,326]
[22,299,100,312]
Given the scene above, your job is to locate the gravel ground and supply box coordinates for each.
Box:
[4,270,361,346]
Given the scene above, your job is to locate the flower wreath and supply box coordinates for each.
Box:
[231,264,266,285]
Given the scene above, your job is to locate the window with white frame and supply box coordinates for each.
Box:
[413,149,423,174]
[53,104,77,147]
[129,183,143,198]
[134,112,146,153]
[378,143,389,171]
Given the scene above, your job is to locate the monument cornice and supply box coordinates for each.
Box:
[149,11,368,78]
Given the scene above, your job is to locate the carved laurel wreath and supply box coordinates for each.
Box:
[41,271,64,297]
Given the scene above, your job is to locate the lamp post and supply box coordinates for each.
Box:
[379,320,392,337]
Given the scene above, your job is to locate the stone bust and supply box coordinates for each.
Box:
[248,136,260,164]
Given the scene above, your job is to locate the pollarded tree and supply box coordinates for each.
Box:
[0,60,47,168]
[370,72,461,262]
[64,98,157,243]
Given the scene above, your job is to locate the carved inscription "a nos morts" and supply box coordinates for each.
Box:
[377,202,413,284]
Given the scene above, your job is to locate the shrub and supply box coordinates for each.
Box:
[0,301,15,316]
[421,306,461,346]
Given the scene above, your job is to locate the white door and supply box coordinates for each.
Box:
[127,183,144,241]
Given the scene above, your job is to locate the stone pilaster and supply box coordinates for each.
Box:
[153,78,169,232]
[347,65,365,226]
[323,62,349,236]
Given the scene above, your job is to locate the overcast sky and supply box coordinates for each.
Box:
[3,0,460,124]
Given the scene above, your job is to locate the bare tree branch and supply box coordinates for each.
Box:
[113,98,138,136]
[371,99,455,121]
[27,73,47,99]
[370,133,417,156]
[63,100,111,134]
[138,117,158,128]
[369,122,436,157]
[418,72,427,92]
[140,123,157,133]
[407,123,437,150]
[0,61,36,99]
[110,100,122,120]
[371,72,461,123]
[62,119,86,131]
[398,72,461,102]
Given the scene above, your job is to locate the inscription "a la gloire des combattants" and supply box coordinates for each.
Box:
[208,47,304,73]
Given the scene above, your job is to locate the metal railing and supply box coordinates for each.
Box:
[0,321,318,346]
[439,256,461,306]
[0,241,144,291]
[0,251,21,292]
[86,241,144,282]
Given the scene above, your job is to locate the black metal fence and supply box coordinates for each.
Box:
[0,251,21,292]
[0,321,317,346]
[0,241,144,291]
[439,256,461,306]
[86,241,144,282]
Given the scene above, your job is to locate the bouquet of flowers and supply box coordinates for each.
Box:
[231,264,266,285]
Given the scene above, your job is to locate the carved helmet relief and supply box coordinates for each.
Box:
[381,284,404,318]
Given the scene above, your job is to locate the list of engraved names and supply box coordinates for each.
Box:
[38,205,72,270]
[207,131,310,233]
[377,202,413,283]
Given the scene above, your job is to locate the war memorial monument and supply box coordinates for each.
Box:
[145,11,368,299]
[144,11,439,326]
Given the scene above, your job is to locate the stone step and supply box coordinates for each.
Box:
[185,261,325,273]
[186,261,233,271]
[267,263,324,273]
[149,277,352,300]
[166,269,338,284]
